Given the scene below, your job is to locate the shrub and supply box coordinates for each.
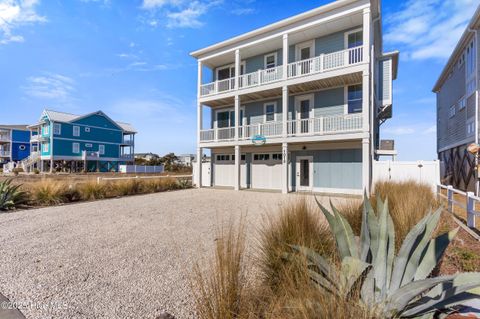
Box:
[113,179,144,196]
[29,180,68,205]
[78,181,108,200]
[0,179,28,211]
[33,168,40,175]
[176,177,192,189]
[12,167,23,176]
[259,199,335,293]
[292,195,480,318]
[192,216,250,319]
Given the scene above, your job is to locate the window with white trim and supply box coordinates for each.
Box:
[72,142,80,154]
[216,154,232,162]
[467,120,475,136]
[264,102,276,122]
[348,84,363,113]
[466,40,476,95]
[73,126,80,137]
[53,123,61,135]
[264,53,276,69]
[85,143,92,148]
[449,104,456,118]
[43,125,49,135]
[272,153,283,161]
[42,143,49,152]
[458,97,466,110]
[98,144,105,155]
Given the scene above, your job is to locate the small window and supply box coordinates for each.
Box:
[272,153,282,161]
[42,143,49,152]
[99,145,105,155]
[254,154,270,161]
[73,126,80,137]
[449,105,456,118]
[19,145,26,151]
[459,97,466,110]
[85,127,91,132]
[467,121,475,136]
[85,143,92,148]
[241,154,246,161]
[43,125,49,135]
[265,102,276,122]
[53,123,61,135]
[264,53,276,69]
[348,85,363,113]
[72,142,80,154]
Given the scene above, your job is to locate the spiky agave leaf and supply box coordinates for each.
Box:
[360,192,372,262]
[0,179,27,211]
[340,256,372,297]
[414,227,459,281]
[315,197,358,260]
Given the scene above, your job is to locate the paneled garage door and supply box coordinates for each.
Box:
[251,153,283,190]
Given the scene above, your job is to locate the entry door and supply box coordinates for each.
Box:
[295,95,313,134]
[297,41,314,74]
[296,156,313,191]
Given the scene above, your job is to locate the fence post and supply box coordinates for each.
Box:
[466,192,476,228]
[97,176,101,185]
[447,185,453,213]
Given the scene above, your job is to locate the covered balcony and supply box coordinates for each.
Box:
[200,113,363,143]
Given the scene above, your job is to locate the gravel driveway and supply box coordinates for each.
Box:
[0,188,350,319]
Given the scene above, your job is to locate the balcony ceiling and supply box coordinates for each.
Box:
[204,12,363,68]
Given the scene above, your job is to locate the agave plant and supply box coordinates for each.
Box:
[0,179,28,211]
[292,194,480,318]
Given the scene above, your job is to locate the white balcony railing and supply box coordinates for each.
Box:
[199,46,364,97]
[0,135,9,142]
[239,65,283,89]
[199,113,363,143]
[0,150,11,157]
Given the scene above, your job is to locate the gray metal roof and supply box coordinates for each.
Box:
[0,125,29,131]
[41,109,137,133]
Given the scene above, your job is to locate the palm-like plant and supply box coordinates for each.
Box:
[292,195,480,318]
[0,179,28,211]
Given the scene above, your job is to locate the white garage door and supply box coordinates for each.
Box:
[251,153,282,190]
[213,154,247,188]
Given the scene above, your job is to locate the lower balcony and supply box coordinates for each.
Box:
[0,150,11,157]
[200,113,363,143]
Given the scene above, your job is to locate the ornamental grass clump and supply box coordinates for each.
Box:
[28,180,69,206]
[78,181,108,200]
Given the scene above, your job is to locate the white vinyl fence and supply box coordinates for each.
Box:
[372,160,440,192]
[437,184,479,229]
[119,165,164,174]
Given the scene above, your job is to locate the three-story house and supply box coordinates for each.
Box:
[191,0,398,194]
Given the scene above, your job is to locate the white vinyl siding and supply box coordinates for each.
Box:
[73,126,80,137]
[72,142,80,154]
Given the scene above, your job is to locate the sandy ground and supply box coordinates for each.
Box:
[0,188,349,319]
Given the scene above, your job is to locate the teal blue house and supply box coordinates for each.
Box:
[27,110,136,172]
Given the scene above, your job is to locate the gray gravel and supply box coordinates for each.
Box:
[0,188,350,319]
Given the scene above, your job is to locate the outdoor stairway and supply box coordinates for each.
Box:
[20,152,40,172]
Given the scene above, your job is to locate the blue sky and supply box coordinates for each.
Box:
[0,0,478,159]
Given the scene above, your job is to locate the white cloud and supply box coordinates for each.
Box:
[0,0,46,45]
[384,0,477,60]
[423,125,437,134]
[231,7,255,15]
[23,73,75,100]
[142,0,222,29]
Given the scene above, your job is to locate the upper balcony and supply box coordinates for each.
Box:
[193,0,372,106]
[200,46,364,98]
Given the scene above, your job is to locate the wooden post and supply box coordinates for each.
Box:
[447,185,453,213]
[466,192,476,228]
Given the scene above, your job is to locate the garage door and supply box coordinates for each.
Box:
[213,154,247,188]
[251,153,282,190]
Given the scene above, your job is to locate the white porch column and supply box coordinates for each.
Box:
[196,147,203,188]
[282,86,288,138]
[282,33,289,79]
[362,138,371,194]
[234,145,241,191]
[235,49,241,89]
[197,60,203,98]
[282,142,288,194]
[235,95,240,141]
[362,7,371,64]
[362,70,370,133]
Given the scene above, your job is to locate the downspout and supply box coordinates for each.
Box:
[370,15,381,163]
